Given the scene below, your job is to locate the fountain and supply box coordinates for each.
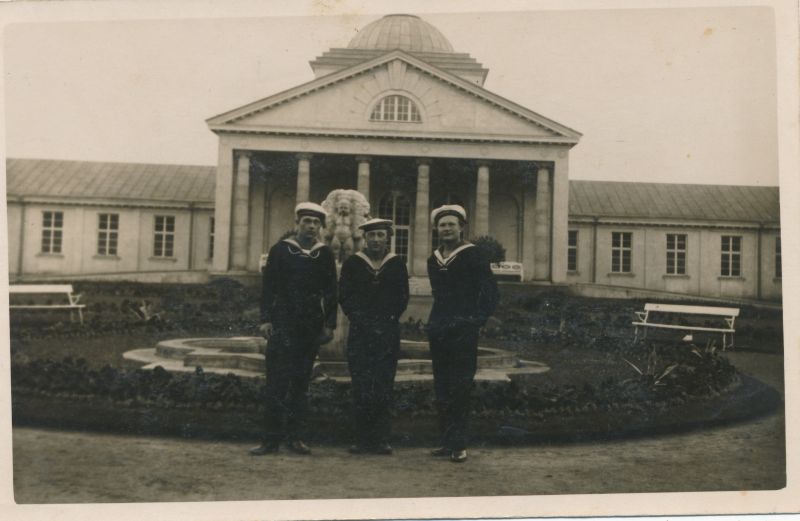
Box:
[123,189,549,381]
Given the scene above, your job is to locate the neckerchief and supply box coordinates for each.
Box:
[283,238,326,258]
[433,243,474,270]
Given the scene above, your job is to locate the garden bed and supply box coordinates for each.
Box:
[8,281,784,444]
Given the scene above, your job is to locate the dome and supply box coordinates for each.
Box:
[347,14,455,53]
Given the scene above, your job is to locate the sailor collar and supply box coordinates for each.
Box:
[433,242,475,268]
[355,251,397,273]
[283,238,326,257]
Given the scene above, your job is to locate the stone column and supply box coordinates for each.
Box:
[412,159,431,276]
[474,161,490,237]
[356,156,371,203]
[212,143,234,272]
[231,151,251,271]
[550,154,570,283]
[296,153,311,204]
[533,166,551,280]
[521,168,537,281]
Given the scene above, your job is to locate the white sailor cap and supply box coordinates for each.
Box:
[358,218,394,233]
[431,204,467,225]
[295,202,328,224]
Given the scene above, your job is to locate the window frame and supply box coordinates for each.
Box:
[611,231,632,274]
[665,233,687,275]
[208,216,216,261]
[377,191,412,267]
[567,230,578,272]
[370,95,421,123]
[720,235,742,277]
[41,210,64,254]
[97,213,120,256]
[153,215,176,258]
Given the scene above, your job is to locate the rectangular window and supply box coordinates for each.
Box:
[97,213,119,256]
[567,230,578,272]
[720,235,742,277]
[208,216,215,260]
[775,236,781,279]
[611,232,632,273]
[154,215,175,258]
[41,211,64,253]
[666,233,687,275]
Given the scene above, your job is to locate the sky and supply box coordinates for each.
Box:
[2,5,780,186]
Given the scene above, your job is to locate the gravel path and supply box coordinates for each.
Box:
[12,352,785,503]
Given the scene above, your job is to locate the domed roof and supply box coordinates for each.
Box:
[347,14,454,53]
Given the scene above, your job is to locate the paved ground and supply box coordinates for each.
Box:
[11,352,786,503]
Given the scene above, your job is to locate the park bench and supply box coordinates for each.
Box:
[632,303,739,350]
[491,261,524,281]
[9,284,86,324]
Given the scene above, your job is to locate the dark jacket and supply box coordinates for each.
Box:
[260,239,338,330]
[339,252,409,325]
[427,243,498,331]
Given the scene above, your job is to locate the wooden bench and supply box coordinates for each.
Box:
[632,303,739,350]
[9,284,86,324]
[491,261,524,281]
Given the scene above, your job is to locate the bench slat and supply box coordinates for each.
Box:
[9,285,75,294]
[632,322,734,333]
[643,303,740,316]
[8,304,86,309]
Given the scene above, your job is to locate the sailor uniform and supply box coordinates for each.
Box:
[427,242,498,452]
[260,237,338,443]
[339,251,409,448]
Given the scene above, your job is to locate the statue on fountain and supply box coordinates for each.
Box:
[317,189,370,360]
[320,189,370,264]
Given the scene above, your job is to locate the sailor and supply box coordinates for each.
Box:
[250,202,338,456]
[426,204,498,463]
[339,218,410,455]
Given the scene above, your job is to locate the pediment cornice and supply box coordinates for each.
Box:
[206,50,582,143]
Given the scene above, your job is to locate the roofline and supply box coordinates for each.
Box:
[6,156,217,171]
[6,194,214,209]
[206,49,582,139]
[569,179,780,190]
[568,215,780,229]
[207,123,579,145]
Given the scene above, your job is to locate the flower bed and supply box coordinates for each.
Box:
[11,338,778,444]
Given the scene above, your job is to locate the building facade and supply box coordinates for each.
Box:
[205,14,581,282]
[3,15,782,302]
[567,181,781,301]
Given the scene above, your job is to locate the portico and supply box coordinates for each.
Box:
[207,14,580,283]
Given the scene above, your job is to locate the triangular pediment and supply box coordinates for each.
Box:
[207,51,581,145]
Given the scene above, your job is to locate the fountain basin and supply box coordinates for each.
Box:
[123,337,549,382]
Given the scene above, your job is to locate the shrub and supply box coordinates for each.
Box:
[472,235,506,264]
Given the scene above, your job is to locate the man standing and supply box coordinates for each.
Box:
[426,204,498,463]
[339,218,409,455]
[250,202,337,456]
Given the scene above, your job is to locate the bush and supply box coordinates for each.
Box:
[472,235,506,264]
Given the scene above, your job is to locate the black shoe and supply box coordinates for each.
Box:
[450,449,468,463]
[374,443,393,455]
[348,444,370,454]
[287,440,311,455]
[249,441,280,456]
[430,447,451,457]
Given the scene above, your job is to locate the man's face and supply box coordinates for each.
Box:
[296,215,322,239]
[365,229,389,254]
[436,215,462,243]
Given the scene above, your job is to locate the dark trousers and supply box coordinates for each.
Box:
[346,321,399,446]
[262,325,320,443]
[428,324,479,451]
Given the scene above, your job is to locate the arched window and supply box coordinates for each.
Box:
[431,193,467,250]
[370,95,421,122]
[378,191,411,264]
